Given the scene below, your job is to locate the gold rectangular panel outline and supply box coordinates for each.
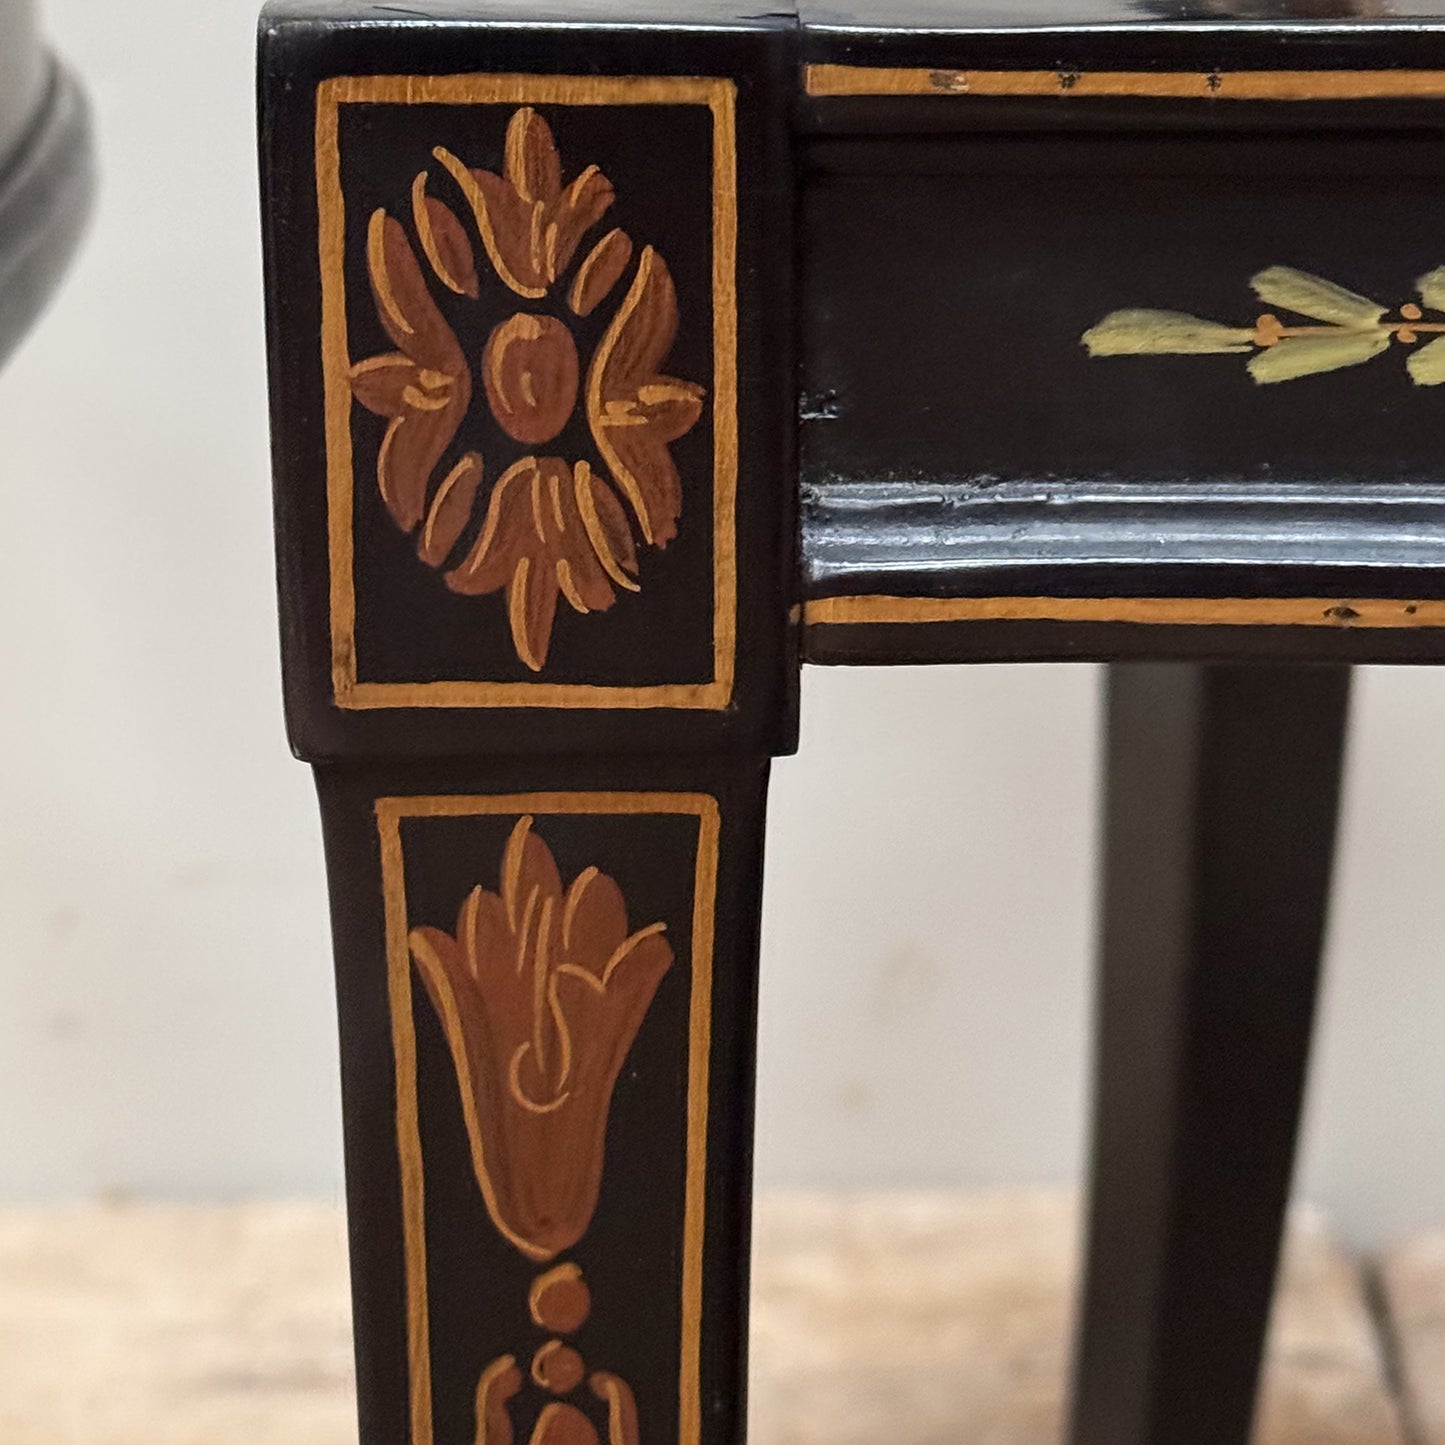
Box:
[803,595,1445,628]
[377,790,721,1445]
[317,75,739,710]
[804,64,1445,100]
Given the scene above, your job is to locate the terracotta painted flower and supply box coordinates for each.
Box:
[409,817,674,1262]
[349,107,705,671]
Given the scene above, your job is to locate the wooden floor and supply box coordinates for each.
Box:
[0,1191,1439,1445]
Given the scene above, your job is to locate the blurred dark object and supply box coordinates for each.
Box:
[0,0,92,371]
[1138,1,1391,15]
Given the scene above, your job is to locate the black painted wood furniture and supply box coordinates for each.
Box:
[0,0,91,371]
[258,4,1441,1443]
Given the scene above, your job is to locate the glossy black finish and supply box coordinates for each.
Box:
[795,12,1445,663]
[260,8,793,1443]
[804,0,1445,24]
[0,0,93,370]
[801,125,1445,605]
[259,4,798,760]
[1072,663,1349,1445]
[800,4,1445,138]
[258,10,1427,1445]
[316,757,769,1445]
[803,614,1445,663]
[805,480,1445,597]
[264,0,785,22]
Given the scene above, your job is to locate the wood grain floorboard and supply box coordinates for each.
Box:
[1379,1231,1445,1445]
[0,1192,1423,1445]
[750,1192,1404,1445]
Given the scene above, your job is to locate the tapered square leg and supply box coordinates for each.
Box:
[1069,663,1352,1445]
[258,8,797,1442]
[315,759,770,1445]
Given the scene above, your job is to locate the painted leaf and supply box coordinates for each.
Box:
[1418,266,1445,314]
[1407,334,1445,386]
[1246,330,1390,385]
[587,247,703,547]
[411,173,479,298]
[1249,266,1385,327]
[418,453,485,565]
[1080,309,1254,356]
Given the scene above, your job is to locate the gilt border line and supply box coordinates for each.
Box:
[317,75,739,711]
[804,65,1445,100]
[377,790,721,1445]
[803,63,1445,631]
[802,596,1445,629]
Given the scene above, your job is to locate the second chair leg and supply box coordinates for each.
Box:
[1068,662,1352,1445]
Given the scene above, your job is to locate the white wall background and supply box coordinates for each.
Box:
[3,0,1445,1247]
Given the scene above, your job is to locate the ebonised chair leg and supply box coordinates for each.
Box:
[257,8,797,1440]
[314,758,770,1445]
[1069,662,1352,1445]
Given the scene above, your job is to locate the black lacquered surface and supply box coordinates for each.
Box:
[802,0,1445,32]
[801,131,1445,603]
[259,3,798,758]
[797,5,1445,662]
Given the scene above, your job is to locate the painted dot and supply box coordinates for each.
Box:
[530,1263,592,1333]
[533,1340,586,1394]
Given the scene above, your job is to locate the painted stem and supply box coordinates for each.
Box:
[1258,321,1445,343]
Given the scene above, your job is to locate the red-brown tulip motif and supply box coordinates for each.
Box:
[408,816,673,1262]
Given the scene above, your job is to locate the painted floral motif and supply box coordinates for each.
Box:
[409,817,668,1445]
[1084,265,1445,386]
[349,108,705,671]
[409,817,673,1261]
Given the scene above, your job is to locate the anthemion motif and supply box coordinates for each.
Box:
[409,815,674,1445]
[350,106,706,671]
[1083,264,1445,385]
